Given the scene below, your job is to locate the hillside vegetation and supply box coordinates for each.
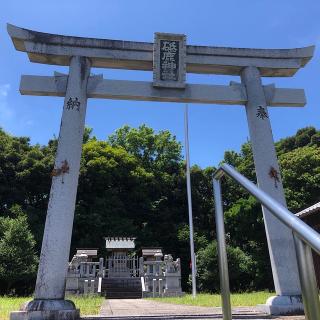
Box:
[0,125,319,294]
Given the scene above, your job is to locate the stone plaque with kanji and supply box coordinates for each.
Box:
[153,33,186,88]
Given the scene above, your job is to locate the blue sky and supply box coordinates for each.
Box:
[0,0,319,168]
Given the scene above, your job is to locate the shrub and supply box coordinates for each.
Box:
[196,241,255,293]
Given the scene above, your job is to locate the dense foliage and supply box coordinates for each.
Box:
[0,205,38,294]
[0,125,319,295]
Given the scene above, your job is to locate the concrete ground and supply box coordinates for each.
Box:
[82,299,305,320]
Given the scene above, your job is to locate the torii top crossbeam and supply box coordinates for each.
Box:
[8,24,314,77]
[7,24,314,107]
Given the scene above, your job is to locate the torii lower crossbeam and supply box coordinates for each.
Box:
[20,75,306,106]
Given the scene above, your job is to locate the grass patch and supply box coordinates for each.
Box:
[0,295,104,320]
[149,291,275,307]
[68,295,104,316]
[0,296,30,320]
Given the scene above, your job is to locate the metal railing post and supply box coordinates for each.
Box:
[294,234,320,320]
[213,164,320,319]
[216,164,320,255]
[213,178,232,320]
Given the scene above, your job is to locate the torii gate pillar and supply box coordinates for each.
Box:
[11,56,91,320]
[241,66,302,314]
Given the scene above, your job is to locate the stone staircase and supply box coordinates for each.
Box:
[101,278,142,299]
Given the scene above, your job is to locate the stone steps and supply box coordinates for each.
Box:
[84,316,218,319]
[83,316,224,320]
[83,314,302,320]
[102,278,142,299]
[82,316,269,320]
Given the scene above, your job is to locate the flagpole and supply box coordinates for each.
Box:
[184,103,197,298]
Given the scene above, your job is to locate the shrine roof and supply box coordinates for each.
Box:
[141,248,163,256]
[105,237,136,250]
[296,202,320,219]
[76,248,98,257]
[7,24,315,77]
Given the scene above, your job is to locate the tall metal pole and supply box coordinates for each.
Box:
[213,178,232,320]
[184,104,197,298]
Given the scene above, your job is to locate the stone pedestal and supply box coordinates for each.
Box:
[10,300,79,320]
[258,296,303,316]
[65,275,80,294]
[164,272,183,297]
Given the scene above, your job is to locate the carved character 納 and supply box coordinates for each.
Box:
[66,97,81,111]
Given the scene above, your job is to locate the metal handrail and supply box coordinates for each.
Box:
[213,163,320,320]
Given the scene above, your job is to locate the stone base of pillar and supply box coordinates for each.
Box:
[258,295,303,315]
[10,299,79,320]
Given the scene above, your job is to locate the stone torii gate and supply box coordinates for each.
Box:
[7,24,314,319]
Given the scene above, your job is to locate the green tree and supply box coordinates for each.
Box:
[0,205,38,294]
[220,126,320,292]
[108,124,182,172]
[83,126,96,144]
[276,126,318,155]
[196,241,255,292]
[106,125,187,252]
[280,145,320,212]
[224,196,272,290]
[1,124,320,294]
[74,140,150,251]
[0,128,54,250]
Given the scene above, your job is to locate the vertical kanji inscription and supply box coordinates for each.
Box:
[160,40,179,81]
[153,33,186,88]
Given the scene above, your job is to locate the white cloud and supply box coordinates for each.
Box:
[0,84,10,97]
[0,85,35,132]
[0,84,13,122]
[26,120,34,126]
